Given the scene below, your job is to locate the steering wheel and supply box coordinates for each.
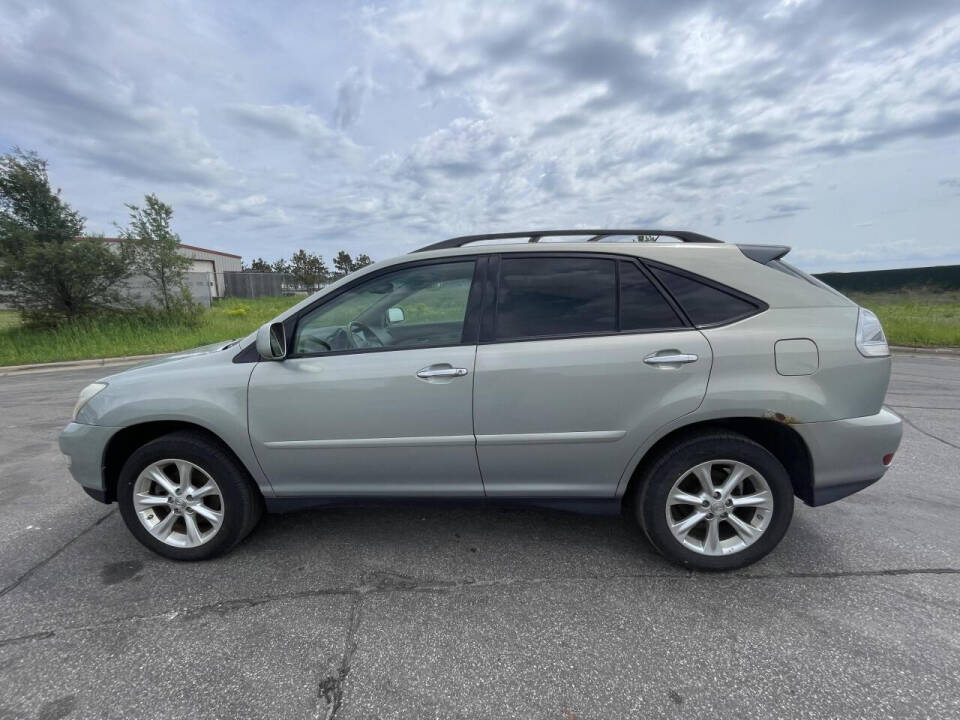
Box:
[348,321,384,349]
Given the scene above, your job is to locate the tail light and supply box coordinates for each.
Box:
[855,307,889,358]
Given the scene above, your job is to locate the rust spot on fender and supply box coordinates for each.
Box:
[765,410,799,424]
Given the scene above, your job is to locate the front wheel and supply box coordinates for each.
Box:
[636,431,794,570]
[117,431,262,561]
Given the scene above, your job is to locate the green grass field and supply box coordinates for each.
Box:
[1,289,958,366]
[0,297,301,366]
[849,290,960,349]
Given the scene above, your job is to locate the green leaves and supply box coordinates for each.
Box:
[118,193,193,311]
[0,149,131,325]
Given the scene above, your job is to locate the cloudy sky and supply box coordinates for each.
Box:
[1,0,958,271]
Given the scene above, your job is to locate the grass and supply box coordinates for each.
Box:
[849,289,960,348]
[0,297,301,366]
[1,288,957,366]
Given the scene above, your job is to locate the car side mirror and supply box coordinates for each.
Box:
[256,321,287,360]
[386,307,405,325]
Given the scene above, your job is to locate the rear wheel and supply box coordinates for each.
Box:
[117,431,262,560]
[636,431,794,570]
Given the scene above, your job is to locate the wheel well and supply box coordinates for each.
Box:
[101,421,260,504]
[624,418,814,505]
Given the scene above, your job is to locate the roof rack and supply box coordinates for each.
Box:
[412,229,723,253]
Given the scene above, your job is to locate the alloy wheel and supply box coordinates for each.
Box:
[664,459,774,556]
[132,459,225,548]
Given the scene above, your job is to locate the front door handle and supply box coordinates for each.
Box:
[416,366,469,379]
[643,353,699,366]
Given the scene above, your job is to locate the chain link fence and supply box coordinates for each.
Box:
[218,272,315,299]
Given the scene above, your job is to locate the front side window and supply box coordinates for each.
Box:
[495,257,616,340]
[293,261,475,355]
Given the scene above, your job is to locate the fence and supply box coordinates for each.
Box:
[216,272,328,299]
[124,271,213,308]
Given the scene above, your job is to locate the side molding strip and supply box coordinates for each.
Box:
[476,430,626,446]
[264,435,476,449]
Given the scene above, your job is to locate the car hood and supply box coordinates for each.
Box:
[99,335,253,381]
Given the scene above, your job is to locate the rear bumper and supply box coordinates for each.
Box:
[59,422,120,502]
[793,407,903,506]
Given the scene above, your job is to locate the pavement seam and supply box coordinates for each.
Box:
[317,592,363,720]
[896,408,960,450]
[1,566,957,649]
[0,508,117,600]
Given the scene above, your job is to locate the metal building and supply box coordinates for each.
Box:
[103,239,242,299]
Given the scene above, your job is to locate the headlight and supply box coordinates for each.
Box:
[855,307,889,358]
[73,383,108,420]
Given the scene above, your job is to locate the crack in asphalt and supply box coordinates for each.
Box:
[896,408,960,451]
[0,508,116,600]
[1,566,957,650]
[317,593,363,720]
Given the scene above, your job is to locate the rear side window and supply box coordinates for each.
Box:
[496,257,616,339]
[650,265,759,326]
[619,261,683,331]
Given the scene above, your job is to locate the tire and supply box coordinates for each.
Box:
[117,431,261,561]
[635,430,794,571]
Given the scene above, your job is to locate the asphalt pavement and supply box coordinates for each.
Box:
[0,355,958,719]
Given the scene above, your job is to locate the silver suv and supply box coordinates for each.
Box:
[59,230,902,570]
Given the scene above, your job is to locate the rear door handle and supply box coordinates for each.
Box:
[643,353,699,366]
[416,367,468,379]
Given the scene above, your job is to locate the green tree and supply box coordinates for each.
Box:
[272,258,291,274]
[332,250,353,279]
[290,249,329,290]
[245,257,273,273]
[352,253,373,270]
[118,194,192,311]
[0,149,132,324]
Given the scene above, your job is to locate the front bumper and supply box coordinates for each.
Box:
[59,422,120,502]
[792,407,903,506]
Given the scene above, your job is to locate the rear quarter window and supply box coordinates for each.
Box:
[649,264,762,327]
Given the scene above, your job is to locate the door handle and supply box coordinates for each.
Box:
[643,353,698,366]
[416,366,468,379]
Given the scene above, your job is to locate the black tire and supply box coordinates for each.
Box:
[635,430,794,571]
[117,431,261,561]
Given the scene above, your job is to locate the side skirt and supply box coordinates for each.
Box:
[263,496,622,516]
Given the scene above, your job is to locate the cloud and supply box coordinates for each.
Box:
[227,104,361,160]
[333,66,372,130]
[792,237,960,272]
[747,202,811,222]
[1,0,958,266]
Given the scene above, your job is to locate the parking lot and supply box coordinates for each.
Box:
[1,354,958,719]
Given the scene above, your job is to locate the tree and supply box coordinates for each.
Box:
[330,250,373,279]
[272,258,291,274]
[0,149,132,324]
[290,249,329,291]
[332,250,354,279]
[245,257,273,273]
[118,194,192,311]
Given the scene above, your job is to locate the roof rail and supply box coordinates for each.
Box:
[412,229,723,253]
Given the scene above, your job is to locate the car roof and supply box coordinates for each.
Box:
[412,229,723,252]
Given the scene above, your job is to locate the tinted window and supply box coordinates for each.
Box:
[294,261,475,354]
[650,265,758,326]
[619,262,683,331]
[496,257,616,339]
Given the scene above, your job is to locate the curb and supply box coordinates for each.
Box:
[890,345,960,357]
[0,352,172,377]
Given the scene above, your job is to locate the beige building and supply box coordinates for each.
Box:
[104,239,242,299]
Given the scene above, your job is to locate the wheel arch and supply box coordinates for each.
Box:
[622,417,814,507]
[102,421,265,504]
